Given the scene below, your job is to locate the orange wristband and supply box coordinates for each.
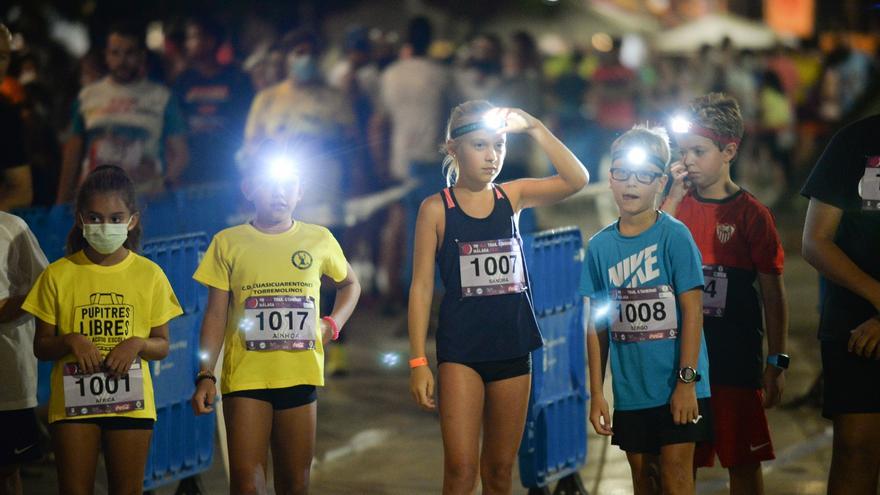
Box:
[409,357,428,369]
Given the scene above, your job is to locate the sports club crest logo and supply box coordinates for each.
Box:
[291,251,313,269]
[716,224,735,244]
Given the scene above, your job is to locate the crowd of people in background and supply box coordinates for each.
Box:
[0,13,877,309]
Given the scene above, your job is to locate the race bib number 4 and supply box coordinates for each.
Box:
[459,238,527,297]
[63,361,145,417]
[243,295,317,351]
[860,157,880,211]
[702,265,729,317]
[610,285,678,343]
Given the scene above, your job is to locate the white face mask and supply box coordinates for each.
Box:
[81,217,132,254]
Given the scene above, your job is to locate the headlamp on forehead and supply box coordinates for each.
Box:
[669,114,741,147]
[450,110,507,139]
[671,116,692,134]
[266,155,298,182]
[611,146,666,172]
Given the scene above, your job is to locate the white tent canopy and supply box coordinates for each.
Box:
[483,2,660,49]
[654,13,779,53]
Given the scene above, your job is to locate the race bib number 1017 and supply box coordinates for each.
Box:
[243,295,317,351]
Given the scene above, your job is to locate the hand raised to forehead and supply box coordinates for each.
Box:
[490,107,536,135]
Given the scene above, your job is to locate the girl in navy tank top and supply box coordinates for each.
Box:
[408,100,589,493]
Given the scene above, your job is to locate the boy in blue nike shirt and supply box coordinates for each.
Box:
[581,126,711,494]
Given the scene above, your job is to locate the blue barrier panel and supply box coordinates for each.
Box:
[11,205,72,262]
[519,227,588,489]
[142,233,213,490]
[143,234,208,315]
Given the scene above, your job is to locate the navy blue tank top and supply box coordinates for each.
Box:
[435,184,543,363]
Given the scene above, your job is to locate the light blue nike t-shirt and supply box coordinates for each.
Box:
[580,212,711,411]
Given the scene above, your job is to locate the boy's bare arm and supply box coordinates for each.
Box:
[758,272,788,407]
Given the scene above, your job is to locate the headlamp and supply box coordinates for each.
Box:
[266,155,298,182]
[450,110,507,139]
[671,116,691,134]
[669,115,741,147]
[611,146,667,172]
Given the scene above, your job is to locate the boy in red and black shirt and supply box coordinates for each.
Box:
[662,93,789,495]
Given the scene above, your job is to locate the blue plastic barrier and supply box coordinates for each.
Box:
[141,233,213,490]
[142,234,208,315]
[519,227,588,490]
[12,205,72,262]
[141,183,242,239]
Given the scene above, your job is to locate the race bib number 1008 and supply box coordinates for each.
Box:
[459,238,527,297]
[243,295,317,351]
[610,285,678,343]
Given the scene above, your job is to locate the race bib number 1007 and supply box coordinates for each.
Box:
[243,295,317,351]
[63,361,145,417]
[610,285,678,343]
[459,238,527,297]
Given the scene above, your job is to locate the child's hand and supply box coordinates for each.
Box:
[63,333,103,375]
[762,365,785,408]
[409,366,436,411]
[104,337,144,377]
[670,383,699,425]
[191,379,216,415]
[589,395,613,436]
[668,161,691,199]
[489,107,538,135]
[320,319,333,343]
[848,315,880,359]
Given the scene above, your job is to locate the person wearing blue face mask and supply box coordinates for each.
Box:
[243,30,359,375]
[243,29,356,204]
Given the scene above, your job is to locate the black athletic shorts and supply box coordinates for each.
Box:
[53,416,155,430]
[224,385,317,410]
[440,355,532,383]
[821,339,880,419]
[611,398,713,454]
[0,408,42,466]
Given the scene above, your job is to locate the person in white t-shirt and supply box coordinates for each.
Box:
[0,212,48,495]
[373,16,455,309]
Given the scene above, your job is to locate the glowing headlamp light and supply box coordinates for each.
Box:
[611,146,666,172]
[671,116,691,134]
[266,155,298,182]
[669,114,741,147]
[449,110,507,139]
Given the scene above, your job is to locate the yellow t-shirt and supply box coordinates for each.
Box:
[22,251,182,423]
[193,222,348,394]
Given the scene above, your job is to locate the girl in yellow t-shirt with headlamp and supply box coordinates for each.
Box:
[23,165,182,494]
[190,143,361,495]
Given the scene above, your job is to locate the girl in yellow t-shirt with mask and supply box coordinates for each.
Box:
[190,144,361,495]
[23,165,182,494]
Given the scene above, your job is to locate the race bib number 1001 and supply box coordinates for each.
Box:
[243,295,317,351]
[610,285,678,343]
[459,238,527,297]
[63,361,145,417]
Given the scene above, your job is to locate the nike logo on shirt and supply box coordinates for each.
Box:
[608,244,660,288]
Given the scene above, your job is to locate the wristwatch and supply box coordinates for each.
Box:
[677,366,701,384]
[767,353,790,370]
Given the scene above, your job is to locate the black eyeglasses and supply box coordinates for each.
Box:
[610,167,664,185]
